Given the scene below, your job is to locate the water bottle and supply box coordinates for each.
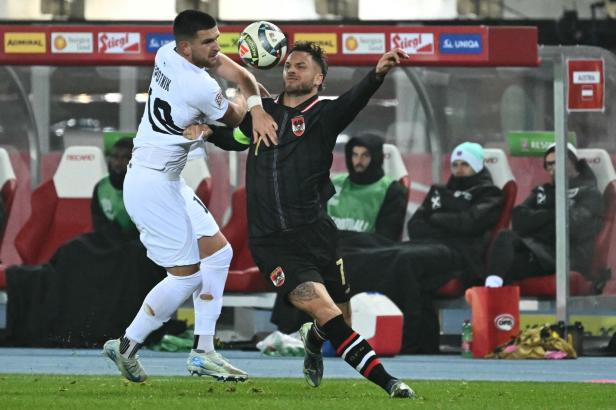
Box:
[461,320,473,358]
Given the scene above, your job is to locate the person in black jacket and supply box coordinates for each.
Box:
[485,143,603,284]
[220,42,413,398]
[347,141,504,354]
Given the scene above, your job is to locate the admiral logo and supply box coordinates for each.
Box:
[294,33,337,53]
[439,34,483,55]
[98,32,140,54]
[146,33,174,53]
[67,154,95,161]
[494,314,515,331]
[4,32,46,53]
[51,33,93,54]
[342,33,385,55]
[390,33,434,54]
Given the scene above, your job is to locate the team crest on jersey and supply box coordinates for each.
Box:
[291,116,305,137]
[215,90,224,108]
[270,266,286,287]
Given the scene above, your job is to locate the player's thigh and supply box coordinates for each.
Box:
[181,180,220,237]
[124,170,199,267]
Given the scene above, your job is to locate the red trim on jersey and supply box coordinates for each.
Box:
[301,98,320,113]
[336,332,358,355]
[362,358,381,378]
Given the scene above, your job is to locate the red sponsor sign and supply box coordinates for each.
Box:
[98,32,140,54]
[567,59,604,112]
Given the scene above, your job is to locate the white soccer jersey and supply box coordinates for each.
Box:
[133,41,228,172]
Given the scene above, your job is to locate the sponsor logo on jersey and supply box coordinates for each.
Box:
[270,267,285,287]
[342,33,385,54]
[494,314,515,331]
[294,33,337,53]
[98,32,140,54]
[390,33,434,54]
[291,116,305,137]
[51,32,93,53]
[4,32,46,53]
[439,33,483,55]
[146,33,174,53]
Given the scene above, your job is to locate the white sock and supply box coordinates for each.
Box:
[196,335,215,352]
[125,271,202,346]
[193,243,232,342]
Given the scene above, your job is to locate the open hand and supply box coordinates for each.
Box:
[251,106,278,146]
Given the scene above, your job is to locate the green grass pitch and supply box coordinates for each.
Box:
[0,375,614,409]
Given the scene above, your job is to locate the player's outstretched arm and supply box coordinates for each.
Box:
[211,53,278,146]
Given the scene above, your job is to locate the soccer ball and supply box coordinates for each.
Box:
[238,21,287,69]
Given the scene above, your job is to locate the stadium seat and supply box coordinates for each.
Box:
[221,186,270,292]
[181,157,213,207]
[0,147,17,244]
[516,148,616,297]
[437,148,518,297]
[383,143,411,202]
[14,146,108,265]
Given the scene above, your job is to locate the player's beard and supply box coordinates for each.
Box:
[283,80,314,97]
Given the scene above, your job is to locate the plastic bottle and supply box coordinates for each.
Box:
[462,320,473,358]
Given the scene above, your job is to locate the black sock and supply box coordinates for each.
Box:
[321,314,396,392]
[119,335,141,359]
[193,335,199,350]
[306,321,327,353]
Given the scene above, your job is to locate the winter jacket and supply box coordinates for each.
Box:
[512,159,603,276]
[407,168,504,282]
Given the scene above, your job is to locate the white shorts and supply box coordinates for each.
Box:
[123,163,219,268]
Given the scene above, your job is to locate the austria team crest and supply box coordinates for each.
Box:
[291,116,305,137]
[270,266,286,287]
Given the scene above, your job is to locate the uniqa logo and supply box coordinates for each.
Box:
[494,314,515,331]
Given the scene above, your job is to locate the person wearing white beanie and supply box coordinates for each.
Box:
[450,141,485,174]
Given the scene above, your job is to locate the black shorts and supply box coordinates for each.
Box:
[249,217,350,304]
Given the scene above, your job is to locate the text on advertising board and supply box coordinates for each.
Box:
[439,33,482,55]
[4,32,46,53]
[390,33,434,54]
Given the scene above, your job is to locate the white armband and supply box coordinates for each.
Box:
[246,95,263,111]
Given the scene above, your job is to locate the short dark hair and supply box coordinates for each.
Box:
[113,137,134,151]
[290,41,328,91]
[173,10,217,42]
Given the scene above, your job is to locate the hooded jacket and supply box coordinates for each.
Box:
[328,134,408,241]
[407,168,504,282]
[512,159,603,276]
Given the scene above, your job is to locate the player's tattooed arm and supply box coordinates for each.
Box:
[288,282,319,302]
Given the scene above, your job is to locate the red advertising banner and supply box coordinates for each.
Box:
[567,59,605,112]
[0,24,538,68]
